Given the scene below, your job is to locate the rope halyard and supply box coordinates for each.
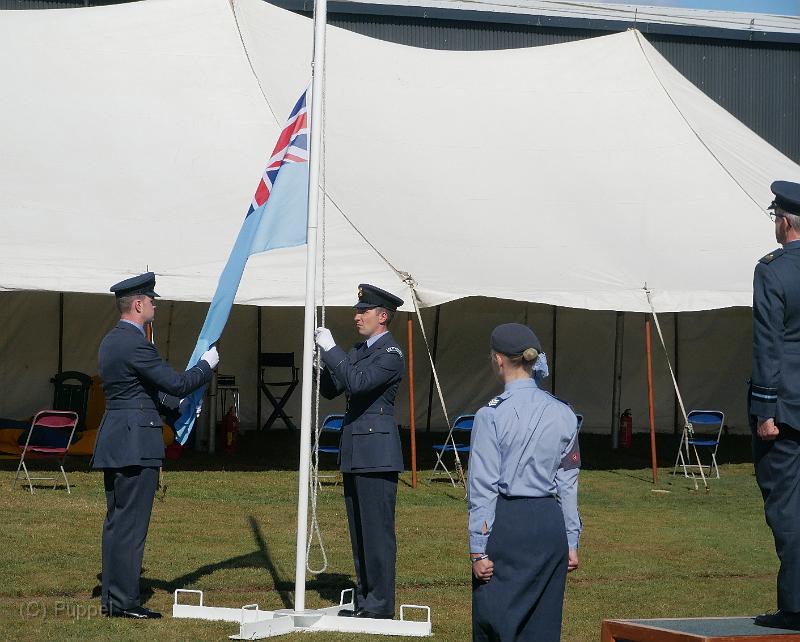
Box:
[306,18,329,574]
[645,289,708,491]
[401,274,465,487]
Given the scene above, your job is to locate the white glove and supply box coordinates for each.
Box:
[315,327,336,352]
[201,346,219,369]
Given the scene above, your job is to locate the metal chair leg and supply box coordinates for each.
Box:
[672,449,681,476]
[430,450,456,485]
[60,464,71,493]
[22,461,34,495]
[12,458,23,488]
[673,449,688,478]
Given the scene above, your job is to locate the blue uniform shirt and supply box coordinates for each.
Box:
[120,319,145,336]
[468,378,582,553]
[366,330,388,348]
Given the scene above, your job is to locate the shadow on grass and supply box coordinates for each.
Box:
[90,515,353,608]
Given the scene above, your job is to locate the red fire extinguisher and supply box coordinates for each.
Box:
[619,409,632,448]
[221,406,238,455]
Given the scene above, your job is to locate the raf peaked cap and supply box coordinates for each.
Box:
[491,323,542,357]
[110,272,159,298]
[354,283,404,311]
[768,180,800,216]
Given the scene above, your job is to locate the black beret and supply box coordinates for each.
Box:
[491,323,542,356]
[768,180,800,216]
[110,272,159,298]
[354,283,404,311]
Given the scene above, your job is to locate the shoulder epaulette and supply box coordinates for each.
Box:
[486,395,507,409]
[541,389,570,408]
[759,248,785,264]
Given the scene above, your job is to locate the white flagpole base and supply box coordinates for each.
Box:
[173,589,432,639]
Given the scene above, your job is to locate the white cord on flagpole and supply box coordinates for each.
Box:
[306,29,329,575]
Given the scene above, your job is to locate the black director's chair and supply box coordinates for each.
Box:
[259,352,299,430]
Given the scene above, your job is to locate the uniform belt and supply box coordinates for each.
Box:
[499,493,556,502]
[105,400,156,410]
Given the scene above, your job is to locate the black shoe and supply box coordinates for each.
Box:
[354,609,393,619]
[107,605,162,619]
[337,608,362,617]
[754,610,800,630]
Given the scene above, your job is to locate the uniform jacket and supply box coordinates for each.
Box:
[750,240,800,429]
[92,321,212,468]
[320,331,404,473]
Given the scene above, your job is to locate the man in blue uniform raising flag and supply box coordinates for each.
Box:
[94,272,219,619]
[315,284,406,620]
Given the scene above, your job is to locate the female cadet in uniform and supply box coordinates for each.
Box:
[469,323,581,642]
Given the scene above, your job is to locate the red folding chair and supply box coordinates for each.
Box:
[13,410,79,494]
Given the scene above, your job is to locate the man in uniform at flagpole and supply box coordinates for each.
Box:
[315,284,405,620]
[751,181,800,631]
[93,272,219,619]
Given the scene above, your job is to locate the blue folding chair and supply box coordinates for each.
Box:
[673,410,725,479]
[318,414,344,486]
[431,414,474,482]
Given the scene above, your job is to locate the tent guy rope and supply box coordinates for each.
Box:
[402,273,466,487]
[646,289,708,491]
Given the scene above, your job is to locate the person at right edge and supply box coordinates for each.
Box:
[469,323,581,642]
[751,180,800,631]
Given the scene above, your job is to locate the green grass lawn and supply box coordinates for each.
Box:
[0,446,779,641]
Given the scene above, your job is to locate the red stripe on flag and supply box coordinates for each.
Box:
[269,112,309,158]
[254,179,270,207]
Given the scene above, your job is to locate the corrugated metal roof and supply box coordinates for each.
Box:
[353,0,800,31]
[275,0,800,42]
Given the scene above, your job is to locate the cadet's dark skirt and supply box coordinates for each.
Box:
[472,495,568,642]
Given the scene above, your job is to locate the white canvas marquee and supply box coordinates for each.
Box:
[1,0,799,434]
[2,0,799,311]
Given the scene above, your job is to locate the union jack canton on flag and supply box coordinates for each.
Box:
[173,90,310,445]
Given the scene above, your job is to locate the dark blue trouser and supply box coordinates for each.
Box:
[101,466,159,611]
[343,472,398,616]
[473,495,567,642]
[753,424,800,612]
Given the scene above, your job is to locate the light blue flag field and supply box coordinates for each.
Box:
[173,91,310,445]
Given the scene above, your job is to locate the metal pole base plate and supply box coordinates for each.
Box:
[173,588,432,639]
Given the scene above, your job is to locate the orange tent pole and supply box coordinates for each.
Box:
[408,313,417,489]
[645,316,658,484]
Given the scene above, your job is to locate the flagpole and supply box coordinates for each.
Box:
[294,0,327,614]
